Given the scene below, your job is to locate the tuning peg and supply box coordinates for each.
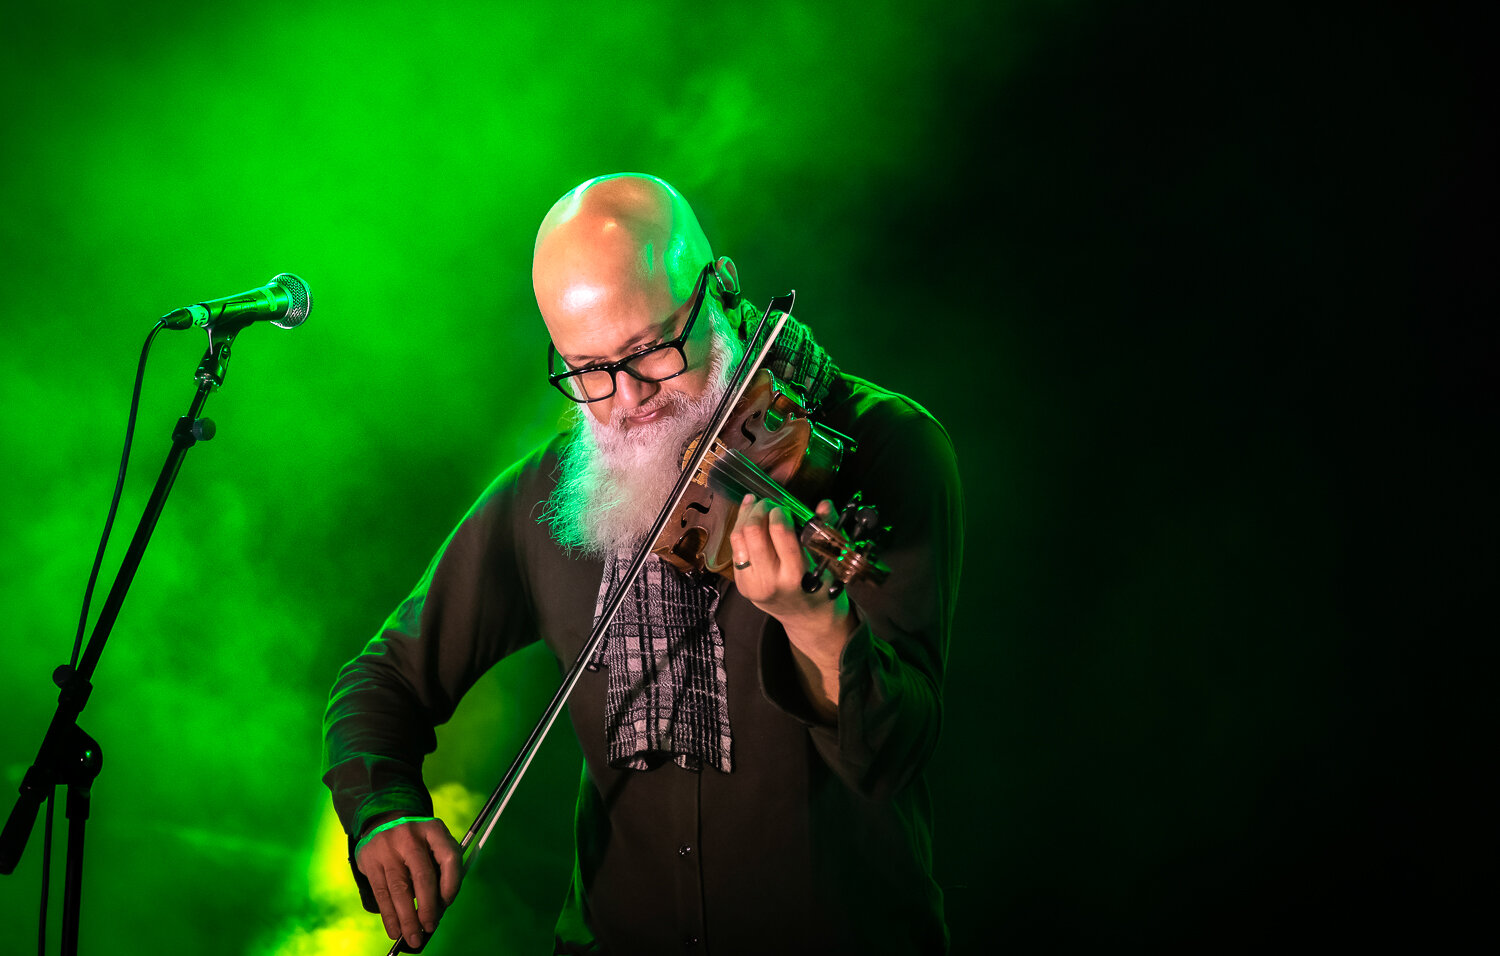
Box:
[836,493,864,534]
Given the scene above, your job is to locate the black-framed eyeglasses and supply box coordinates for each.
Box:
[546,265,711,403]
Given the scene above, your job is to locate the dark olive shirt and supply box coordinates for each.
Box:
[322,373,964,955]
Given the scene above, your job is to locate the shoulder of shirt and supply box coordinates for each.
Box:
[830,371,955,449]
[457,427,574,524]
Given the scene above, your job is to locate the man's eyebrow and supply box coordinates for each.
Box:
[563,317,675,366]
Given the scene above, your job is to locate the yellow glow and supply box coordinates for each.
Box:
[261,913,387,956]
[258,782,485,956]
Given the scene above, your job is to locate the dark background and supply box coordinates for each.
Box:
[927,3,1492,947]
[0,1,1490,951]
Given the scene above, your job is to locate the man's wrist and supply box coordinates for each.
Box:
[354,814,437,857]
[779,591,857,665]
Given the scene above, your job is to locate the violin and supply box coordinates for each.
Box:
[652,365,890,597]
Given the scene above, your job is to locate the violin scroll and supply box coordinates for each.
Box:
[798,492,890,598]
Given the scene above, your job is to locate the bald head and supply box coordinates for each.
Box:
[533,173,712,325]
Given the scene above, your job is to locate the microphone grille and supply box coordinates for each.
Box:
[271,273,312,329]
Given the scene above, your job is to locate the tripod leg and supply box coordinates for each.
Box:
[59,728,101,956]
[61,784,90,956]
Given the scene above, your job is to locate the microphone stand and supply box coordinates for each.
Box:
[0,329,239,955]
[383,294,795,955]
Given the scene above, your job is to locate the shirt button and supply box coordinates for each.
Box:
[677,843,693,857]
[683,936,699,947]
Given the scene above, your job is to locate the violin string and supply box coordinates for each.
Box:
[707,448,817,523]
[701,448,880,580]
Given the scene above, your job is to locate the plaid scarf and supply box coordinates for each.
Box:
[591,308,838,773]
[591,551,733,772]
[752,303,840,411]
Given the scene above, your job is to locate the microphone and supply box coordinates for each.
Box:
[162,273,312,331]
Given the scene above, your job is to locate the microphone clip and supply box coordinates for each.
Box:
[195,332,237,389]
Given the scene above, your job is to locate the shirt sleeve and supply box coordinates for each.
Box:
[320,452,545,843]
[760,393,964,799]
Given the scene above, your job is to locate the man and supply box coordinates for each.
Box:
[323,173,964,954]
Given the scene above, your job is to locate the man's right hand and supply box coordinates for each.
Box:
[355,816,464,948]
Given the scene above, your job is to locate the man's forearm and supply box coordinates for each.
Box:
[779,592,857,723]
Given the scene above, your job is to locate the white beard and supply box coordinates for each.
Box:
[545,312,740,557]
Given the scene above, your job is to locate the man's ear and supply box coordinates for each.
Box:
[711,256,740,304]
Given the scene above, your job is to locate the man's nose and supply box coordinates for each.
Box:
[612,371,658,409]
